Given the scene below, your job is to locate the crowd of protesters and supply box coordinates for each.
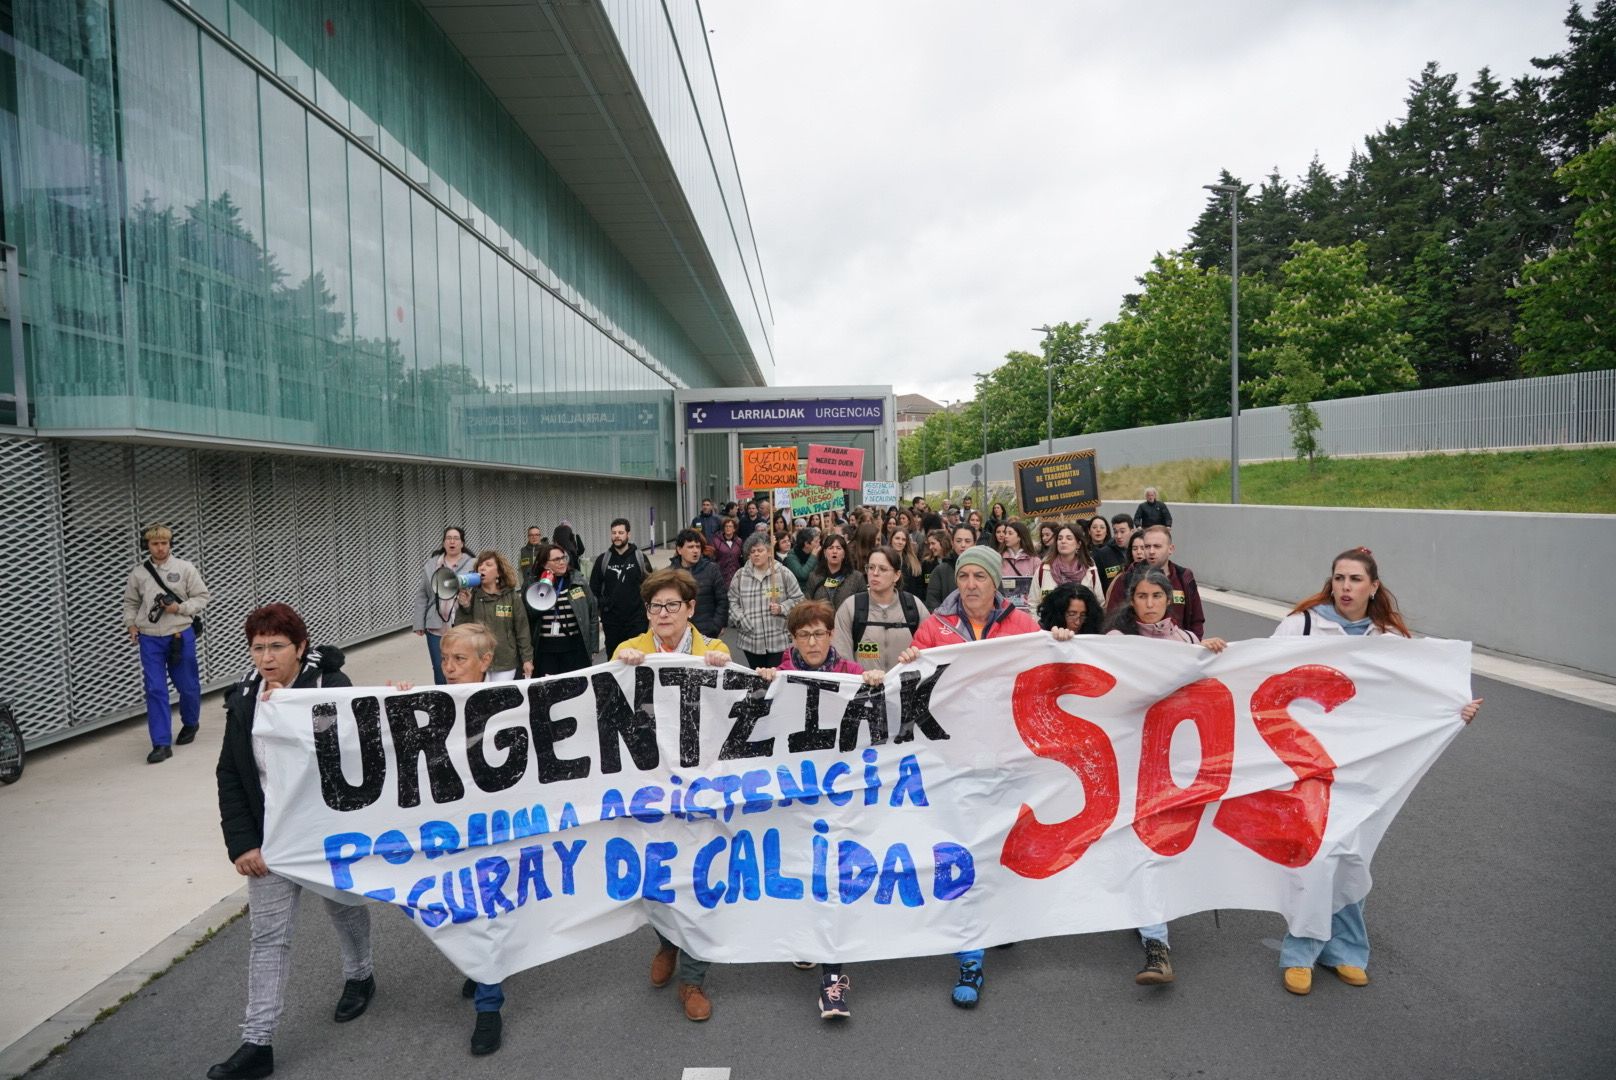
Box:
[167,486,1485,1077]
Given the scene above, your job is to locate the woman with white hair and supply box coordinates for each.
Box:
[727,531,803,667]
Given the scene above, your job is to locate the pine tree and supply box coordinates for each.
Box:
[1532,1,1616,163]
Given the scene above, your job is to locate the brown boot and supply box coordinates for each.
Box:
[678,982,712,1022]
[650,945,679,988]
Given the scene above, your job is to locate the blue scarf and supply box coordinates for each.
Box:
[789,644,846,671]
[1315,603,1374,636]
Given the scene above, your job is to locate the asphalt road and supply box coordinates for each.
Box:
[34,606,1616,1080]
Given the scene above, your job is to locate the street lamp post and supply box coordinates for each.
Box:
[973,371,990,508]
[1204,183,1241,503]
[1032,325,1056,454]
[942,400,952,502]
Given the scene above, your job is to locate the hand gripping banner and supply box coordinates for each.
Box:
[258,636,1471,985]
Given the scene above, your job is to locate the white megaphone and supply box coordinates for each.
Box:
[432,566,481,600]
[525,571,558,612]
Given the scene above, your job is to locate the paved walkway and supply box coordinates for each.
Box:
[1,583,1611,1078]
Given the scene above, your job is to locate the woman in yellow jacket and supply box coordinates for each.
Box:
[612,568,730,1022]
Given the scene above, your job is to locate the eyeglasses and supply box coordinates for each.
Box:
[545,555,570,565]
[645,600,688,614]
[792,630,830,641]
[250,642,295,656]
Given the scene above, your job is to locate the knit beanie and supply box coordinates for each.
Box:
[953,545,1003,592]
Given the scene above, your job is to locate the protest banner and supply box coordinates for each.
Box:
[862,481,899,506]
[733,486,753,500]
[1015,449,1101,517]
[258,635,1470,985]
[773,488,793,510]
[740,447,798,489]
[789,462,844,518]
[806,444,865,489]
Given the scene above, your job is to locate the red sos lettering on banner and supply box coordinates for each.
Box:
[1001,663,1351,879]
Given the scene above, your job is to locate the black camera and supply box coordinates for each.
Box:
[148,591,180,623]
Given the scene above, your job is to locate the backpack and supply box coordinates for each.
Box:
[851,590,921,646]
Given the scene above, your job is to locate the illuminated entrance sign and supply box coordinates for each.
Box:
[685,398,885,429]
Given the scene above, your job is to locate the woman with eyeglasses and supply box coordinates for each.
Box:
[528,542,601,675]
[209,604,373,1080]
[754,599,883,1021]
[614,568,730,1023]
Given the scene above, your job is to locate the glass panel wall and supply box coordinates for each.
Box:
[4,0,728,480]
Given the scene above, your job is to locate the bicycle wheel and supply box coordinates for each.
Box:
[0,706,24,784]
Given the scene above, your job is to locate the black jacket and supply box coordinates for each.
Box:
[926,553,959,609]
[217,646,352,862]
[1133,500,1173,529]
[677,555,729,637]
[590,543,653,628]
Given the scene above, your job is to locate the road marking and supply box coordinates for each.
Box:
[682,1070,732,1080]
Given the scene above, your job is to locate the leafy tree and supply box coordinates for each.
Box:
[1514,107,1616,374]
[1248,242,1417,406]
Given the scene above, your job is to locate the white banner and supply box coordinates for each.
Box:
[259,636,1470,984]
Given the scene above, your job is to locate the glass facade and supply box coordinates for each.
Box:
[2,0,758,480]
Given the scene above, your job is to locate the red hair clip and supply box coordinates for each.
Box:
[1356,546,1372,555]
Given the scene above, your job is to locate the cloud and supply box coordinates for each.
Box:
[703,0,1572,403]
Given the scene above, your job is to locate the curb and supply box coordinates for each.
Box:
[0,887,248,1079]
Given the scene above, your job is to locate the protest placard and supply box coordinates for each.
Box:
[806,444,865,489]
[259,636,1470,984]
[862,481,899,505]
[740,447,799,489]
[1015,449,1101,517]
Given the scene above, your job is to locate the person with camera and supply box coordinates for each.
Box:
[121,523,210,764]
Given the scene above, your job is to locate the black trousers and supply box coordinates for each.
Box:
[603,620,646,659]
[743,649,782,669]
[533,643,592,676]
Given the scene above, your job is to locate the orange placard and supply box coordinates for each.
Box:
[740,446,799,489]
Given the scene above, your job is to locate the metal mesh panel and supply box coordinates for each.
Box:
[194,452,255,683]
[11,435,675,746]
[292,460,343,647]
[333,464,377,644]
[0,438,71,741]
[250,458,299,607]
[58,441,138,726]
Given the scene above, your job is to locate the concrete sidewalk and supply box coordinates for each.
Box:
[0,629,436,1078]
[2,584,1611,1078]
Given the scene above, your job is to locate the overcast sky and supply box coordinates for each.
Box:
[703,0,1575,405]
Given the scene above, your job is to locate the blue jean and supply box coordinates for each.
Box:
[425,631,446,685]
[955,948,984,966]
[139,629,200,746]
[1279,902,1368,969]
[473,982,503,1013]
[1138,923,1170,946]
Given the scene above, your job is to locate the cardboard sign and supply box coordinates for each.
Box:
[740,447,799,489]
[773,488,793,510]
[862,481,899,506]
[1015,449,1101,517]
[806,444,865,489]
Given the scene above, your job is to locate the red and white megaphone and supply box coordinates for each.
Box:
[525,571,558,611]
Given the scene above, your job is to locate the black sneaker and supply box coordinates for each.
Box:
[176,725,198,745]
[333,974,375,1022]
[1135,938,1174,985]
[206,1041,273,1079]
[146,745,172,764]
[819,973,851,1019]
[471,1010,502,1056]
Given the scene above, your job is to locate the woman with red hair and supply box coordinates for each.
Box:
[209,605,372,1080]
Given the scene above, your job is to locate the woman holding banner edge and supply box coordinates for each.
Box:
[209,604,373,1080]
[1270,547,1481,995]
[896,545,1074,1008]
[614,567,731,1022]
